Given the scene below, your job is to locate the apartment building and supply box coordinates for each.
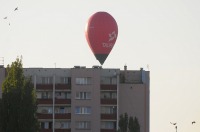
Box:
[0,65,150,132]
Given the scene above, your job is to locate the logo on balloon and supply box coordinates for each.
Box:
[102,31,117,48]
[102,42,114,48]
[108,31,117,42]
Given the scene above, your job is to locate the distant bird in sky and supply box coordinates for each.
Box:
[170,122,177,125]
[192,121,196,124]
[4,17,7,19]
[14,7,18,11]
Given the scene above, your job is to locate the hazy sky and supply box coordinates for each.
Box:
[0,0,200,131]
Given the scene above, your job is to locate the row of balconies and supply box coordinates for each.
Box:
[38,99,71,104]
[37,113,116,120]
[40,129,70,132]
[36,84,71,90]
[36,84,117,91]
[40,129,116,132]
[37,113,71,119]
[38,99,117,105]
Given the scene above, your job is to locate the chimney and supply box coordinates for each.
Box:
[0,57,4,68]
[124,65,127,71]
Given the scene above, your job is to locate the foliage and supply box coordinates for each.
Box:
[133,117,140,132]
[118,113,128,132]
[0,98,2,132]
[128,116,134,132]
[0,58,39,132]
[118,113,140,132]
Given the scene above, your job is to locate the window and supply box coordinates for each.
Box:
[75,106,91,114]
[60,107,65,113]
[55,121,71,129]
[101,77,117,84]
[60,77,70,84]
[65,92,71,99]
[55,92,71,99]
[101,106,117,114]
[101,92,117,99]
[38,106,53,114]
[76,121,91,129]
[42,77,53,84]
[76,77,92,85]
[76,92,91,99]
[55,106,71,114]
[101,121,116,129]
[41,92,52,99]
[41,122,52,129]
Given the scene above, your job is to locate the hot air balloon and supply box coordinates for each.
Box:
[85,12,118,65]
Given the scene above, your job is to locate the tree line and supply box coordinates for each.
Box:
[0,58,39,132]
[118,113,140,132]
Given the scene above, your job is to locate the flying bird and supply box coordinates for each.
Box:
[14,7,18,11]
[170,122,177,125]
[3,17,7,19]
[192,121,196,124]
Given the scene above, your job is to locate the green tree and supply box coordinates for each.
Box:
[129,116,140,132]
[0,98,2,132]
[118,114,140,132]
[133,117,140,132]
[128,116,134,132]
[118,113,128,132]
[1,58,39,132]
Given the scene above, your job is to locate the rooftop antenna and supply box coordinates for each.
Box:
[147,64,150,71]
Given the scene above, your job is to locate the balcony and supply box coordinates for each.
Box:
[38,99,53,104]
[40,129,52,132]
[37,113,71,119]
[101,129,116,132]
[37,113,52,119]
[37,99,71,105]
[55,113,71,119]
[55,129,71,132]
[55,99,71,104]
[101,99,117,105]
[40,129,71,132]
[101,114,117,120]
[36,84,71,91]
[37,84,53,90]
[55,84,71,90]
[100,85,117,91]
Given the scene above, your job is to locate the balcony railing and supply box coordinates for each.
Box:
[55,99,71,104]
[37,113,71,119]
[101,99,117,105]
[38,99,53,104]
[37,99,71,105]
[101,129,116,132]
[55,84,71,90]
[55,129,71,132]
[36,84,71,90]
[100,85,117,91]
[37,113,52,119]
[36,84,53,90]
[101,114,117,120]
[40,129,71,132]
[55,113,71,119]
[40,129,52,132]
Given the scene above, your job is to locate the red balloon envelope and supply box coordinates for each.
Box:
[85,12,118,65]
